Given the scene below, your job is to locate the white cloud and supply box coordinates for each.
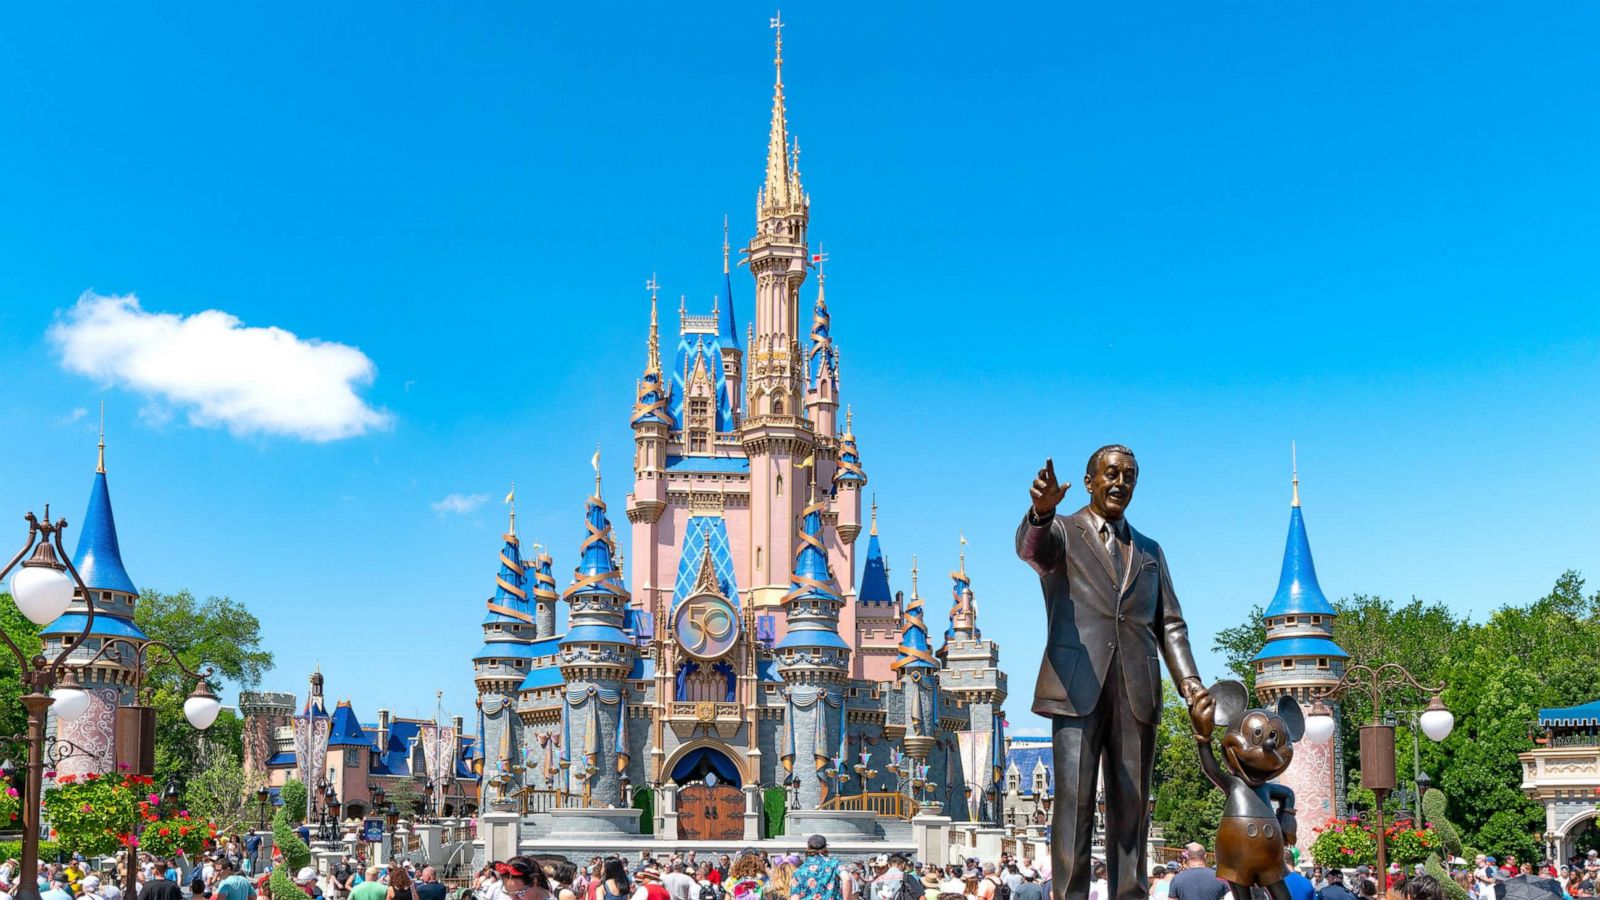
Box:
[432,493,489,515]
[48,292,392,442]
[60,407,88,425]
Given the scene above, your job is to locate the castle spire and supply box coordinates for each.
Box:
[763,11,792,211]
[893,554,936,672]
[506,482,517,537]
[719,218,738,348]
[857,495,891,603]
[869,494,878,536]
[1291,440,1301,508]
[632,277,671,426]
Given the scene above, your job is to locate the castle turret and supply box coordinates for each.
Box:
[742,14,817,608]
[894,559,941,771]
[718,218,744,419]
[558,466,634,807]
[1252,458,1347,821]
[775,477,847,808]
[804,274,839,441]
[42,430,148,778]
[474,499,535,800]
[850,499,900,682]
[937,538,1009,823]
[531,547,558,638]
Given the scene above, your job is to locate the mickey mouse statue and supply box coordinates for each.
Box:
[1189,680,1304,900]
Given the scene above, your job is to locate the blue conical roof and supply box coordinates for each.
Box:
[893,583,936,672]
[73,472,137,595]
[563,487,628,602]
[858,532,891,603]
[1263,506,1335,617]
[718,268,738,349]
[788,504,835,601]
[807,280,837,388]
[483,531,533,626]
[774,497,846,652]
[944,568,972,644]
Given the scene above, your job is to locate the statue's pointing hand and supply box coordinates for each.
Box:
[1031,457,1070,518]
[1188,691,1216,741]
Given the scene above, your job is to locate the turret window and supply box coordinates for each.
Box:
[690,399,709,419]
[689,433,708,453]
[1311,615,1322,625]
[1317,658,1330,669]
[1285,616,1297,625]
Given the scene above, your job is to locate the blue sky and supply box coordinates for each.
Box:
[2,3,1598,737]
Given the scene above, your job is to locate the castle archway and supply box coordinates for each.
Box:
[665,740,746,787]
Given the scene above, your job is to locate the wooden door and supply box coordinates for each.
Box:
[677,784,744,841]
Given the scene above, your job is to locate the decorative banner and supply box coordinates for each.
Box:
[957,729,993,793]
[420,724,457,787]
[360,819,385,843]
[55,686,119,779]
[292,712,331,820]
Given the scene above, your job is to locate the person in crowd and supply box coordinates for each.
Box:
[767,861,795,900]
[632,869,669,900]
[351,869,387,900]
[296,868,323,900]
[1010,869,1042,900]
[550,864,581,900]
[140,865,184,900]
[1404,876,1442,900]
[1149,867,1171,900]
[1357,876,1379,900]
[1317,870,1358,900]
[789,837,848,900]
[1169,845,1225,900]
[725,852,768,900]
[598,859,632,900]
[959,876,979,900]
[413,869,446,900]
[44,873,75,900]
[935,868,962,899]
[84,875,110,900]
[868,856,906,900]
[215,860,255,900]
[1087,861,1108,900]
[1281,851,1314,900]
[501,859,552,900]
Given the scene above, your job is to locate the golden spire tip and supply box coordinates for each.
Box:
[869,493,878,536]
[722,216,730,275]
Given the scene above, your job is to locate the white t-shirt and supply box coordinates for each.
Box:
[1088,879,1108,900]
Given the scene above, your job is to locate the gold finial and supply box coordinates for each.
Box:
[910,554,919,597]
[869,493,878,536]
[959,530,968,575]
[505,482,517,537]
[96,401,106,474]
[722,216,730,275]
[1291,441,1300,508]
[592,444,603,496]
[844,404,852,435]
[770,10,784,67]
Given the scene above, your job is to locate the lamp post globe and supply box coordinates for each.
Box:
[1419,696,1454,742]
[10,546,75,626]
[49,671,90,722]
[1304,698,1337,743]
[182,680,222,730]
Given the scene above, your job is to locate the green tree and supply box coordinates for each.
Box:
[268,808,310,900]
[1212,605,1266,695]
[1151,682,1223,847]
[384,780,424,817]
[279,778,308,823]
[0,594,44,744]
[134,589,272,787]
[183,752,263,838]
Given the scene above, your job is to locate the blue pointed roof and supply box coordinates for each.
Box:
[807,280,837,388]
[786,504,835,602]
[327,702,376,748]
[568,491,625,597]
[1263,506,1336,617]
[944,567,972,644]
[670,330,734,431]
[718,266,738,349]
[858,531,891,603]
[73,471,137,596]
[1251,636,1348,662]
[893,582,936,672]
[483,531,534,627]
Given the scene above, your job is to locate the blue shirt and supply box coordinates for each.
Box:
[1284,872,1315,900]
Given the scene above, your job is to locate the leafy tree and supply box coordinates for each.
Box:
[1151,682,1224,847]
[134,589,272,788]
[0,594,43,744]
[1212,605,1266,695]
[183,752,263,838]
[279,778,308,823]
[384,780,424,817]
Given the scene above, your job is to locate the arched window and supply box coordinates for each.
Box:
[775,474,783,497]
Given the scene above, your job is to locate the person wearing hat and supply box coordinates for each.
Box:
[1315,869,1356,900]
[42,873,74,900]
[867,855,907,900]
[788,836,847,900]
[495,859,551,900]
[631,868,668,900]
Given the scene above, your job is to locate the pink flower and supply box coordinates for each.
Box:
[118,762,130,771]
[81,803,93,813]
[6,788,16,798]
[148,793,160,804]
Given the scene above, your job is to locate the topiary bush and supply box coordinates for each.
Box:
[267,808,310,899]
[1422,789,1462,857]
[1426,854,1468,900]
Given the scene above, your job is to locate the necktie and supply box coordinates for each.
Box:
[1103,522,1125,583]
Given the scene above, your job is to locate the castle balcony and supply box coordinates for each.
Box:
[666,701,746,739]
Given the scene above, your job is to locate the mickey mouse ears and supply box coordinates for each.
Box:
[1209,680,1252,730]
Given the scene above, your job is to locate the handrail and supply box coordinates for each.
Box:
[819,792,919,820]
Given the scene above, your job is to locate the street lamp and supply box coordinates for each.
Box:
[1306,664,1454,882]
[255,787,271,830]
[0,510,100,900]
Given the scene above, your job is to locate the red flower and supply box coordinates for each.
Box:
[159,827,171,836]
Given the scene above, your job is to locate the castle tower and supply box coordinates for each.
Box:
[804,274,839,444]
[532,547,558,638]
[1253,460,1347,822]
[893,558,941,775]
[239,690,296,780]
[775,477,847,809]
[718,219,744,418]
[474,500,536,798]
[742,14,818,608]
[557,468,635,807]
[41,430,147,778]
[851,499,899,682]
[938,539,1009,823]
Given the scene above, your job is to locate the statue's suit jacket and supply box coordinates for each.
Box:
[1016,505,1201,722]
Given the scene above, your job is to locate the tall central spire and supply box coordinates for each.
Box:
[765,12,791,209]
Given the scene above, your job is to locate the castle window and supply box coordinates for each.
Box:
[1311,615,1322,625]
[689,433,708,453]
[1256,663,1264,674]
[690,399,709,420]
[1286,616,1297,625]
[345,749,360,768]
[775,474,783,497]
[1317,658,1330,669]
[1281,659,1294,670]
[774,399,785,415]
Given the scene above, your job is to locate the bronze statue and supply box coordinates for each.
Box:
[1016,446,1209,900]
[1188,681,1302,900]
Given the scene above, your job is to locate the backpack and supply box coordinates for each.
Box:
[987,878,1011,900]
[699,884,723,900]
[891,878,922,900]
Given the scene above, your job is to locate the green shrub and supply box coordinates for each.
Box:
[267,808,310,899]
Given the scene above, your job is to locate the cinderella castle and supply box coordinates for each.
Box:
[470,17,1007,841]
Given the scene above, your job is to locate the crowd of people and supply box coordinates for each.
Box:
[4,833,1598,900]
